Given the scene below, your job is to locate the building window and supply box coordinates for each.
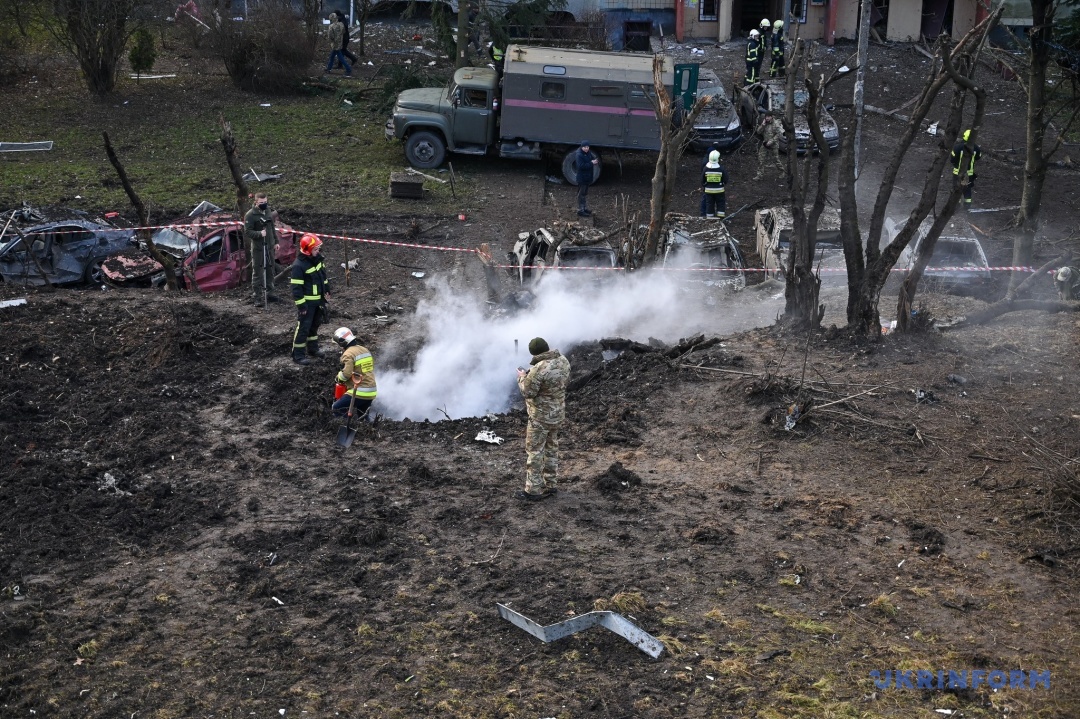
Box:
[541,81,565,99]
[699,0,717,22]
[791,0,807,23]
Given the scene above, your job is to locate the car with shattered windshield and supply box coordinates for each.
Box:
[755,206,843,280]
[508,225,621,286]
[661,215,747,298]
[688,69,743,153]
[736,80,840,154]
[102,202,298,291]
[888,215,991,293]
[0,216,136,286]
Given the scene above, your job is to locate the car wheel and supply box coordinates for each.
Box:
[84,259,105,285]
[405,130,446,169]
[561,150,602,186]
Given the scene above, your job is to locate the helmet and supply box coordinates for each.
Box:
[1056,267,1073,282]
[333,327,356,348]
[299,233,322,256]
[760,18,771,29]
[708,150,720,163]
[773,19,783,30]
[750,29,760,39]
[962,129,971,142]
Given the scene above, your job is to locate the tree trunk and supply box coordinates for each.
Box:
[1009,0,1053,295]
[220,118,251,217]
[102,132,180,291]
[836,118,863,324]
[642,56,708,263]
[455,0,469,68]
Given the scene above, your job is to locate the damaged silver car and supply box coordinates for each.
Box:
[661,215,747,297]
[508,225,620,286]
[888,215,991,293]
[736,80,840,154]
[754,205,843,281]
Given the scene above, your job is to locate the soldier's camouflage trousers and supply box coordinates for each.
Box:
[525,420,561,493]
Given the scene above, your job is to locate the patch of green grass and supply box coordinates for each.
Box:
[0,73,469,218]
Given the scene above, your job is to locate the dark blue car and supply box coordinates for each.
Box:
[0,219,136,286]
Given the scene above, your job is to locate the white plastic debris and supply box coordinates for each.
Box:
[934,711,955,716]
[838,65,850,73]
[341,258,361,270]
[260,103,272,107]
[927,121,939,135]
[411,271,425,278]
[475,430,504,445]
[0,298,27,308]
[272,596,285,606]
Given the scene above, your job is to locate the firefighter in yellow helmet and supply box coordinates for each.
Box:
[951,129,982,208]
[290,234,329,365]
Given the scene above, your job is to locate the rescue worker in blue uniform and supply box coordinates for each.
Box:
[951,129,982,208]
[702,151,727,219]
[745,30,763,85]
[290,234,329,366]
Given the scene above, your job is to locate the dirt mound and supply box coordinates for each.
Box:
[592,461,643,494]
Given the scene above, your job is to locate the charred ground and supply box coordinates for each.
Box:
[2,20,1080,719]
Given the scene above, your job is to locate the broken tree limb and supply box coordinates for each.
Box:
[7,222,55,289]
[942,299,1080,329]
[102,131,179,290]
[405,167,448,184]
[812,382,895,410]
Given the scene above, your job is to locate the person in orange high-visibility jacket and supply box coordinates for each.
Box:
[331,327,377,418]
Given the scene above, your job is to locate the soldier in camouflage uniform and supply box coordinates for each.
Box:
[515,337,571,502]
[754,115,785,180]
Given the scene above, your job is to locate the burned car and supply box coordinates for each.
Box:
[888,215,991,292]
[755,206,843,281]
[102,202,298,291]
[661,215,747,296]
[689,69,743,153]
[736,80,840,154]
[0,217,135,286]
[509,225,620,286]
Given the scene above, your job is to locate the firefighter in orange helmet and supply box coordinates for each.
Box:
[290,233,329,365]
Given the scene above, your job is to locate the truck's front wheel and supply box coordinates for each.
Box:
[406,131,446,169]
[561,150,602,186]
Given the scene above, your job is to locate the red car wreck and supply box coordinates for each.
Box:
[101,203,298,291]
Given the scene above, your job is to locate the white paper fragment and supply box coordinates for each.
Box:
[475,430,504,445]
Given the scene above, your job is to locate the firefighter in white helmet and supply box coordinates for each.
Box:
[331,327,377,418]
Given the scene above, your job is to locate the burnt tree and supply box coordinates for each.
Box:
[102,131,180,290]
[1007,0,1080,294]
[641,55,708,264]
[842,9,1001,337]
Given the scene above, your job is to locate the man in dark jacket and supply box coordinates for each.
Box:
[290,234,329,365]
[574,141,599,217]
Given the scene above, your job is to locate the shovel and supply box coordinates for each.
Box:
[336,390,359,448]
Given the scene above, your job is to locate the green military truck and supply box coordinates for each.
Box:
[385,44,697,185]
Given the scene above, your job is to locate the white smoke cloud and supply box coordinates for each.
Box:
[376,270,783,421]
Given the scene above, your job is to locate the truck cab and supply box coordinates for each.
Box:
[386,67,499,169]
